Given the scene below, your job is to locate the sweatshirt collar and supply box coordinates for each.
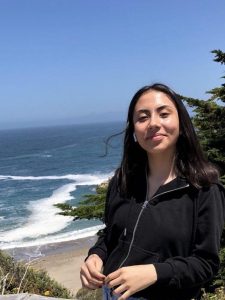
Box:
[133,171,190,202]
[154,176,189,198]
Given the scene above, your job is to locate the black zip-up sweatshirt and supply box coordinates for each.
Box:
[88,174,225,300]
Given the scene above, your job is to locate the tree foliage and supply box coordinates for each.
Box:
[181,49,225,186]
[55,182,108,222]
[181,50,225,292]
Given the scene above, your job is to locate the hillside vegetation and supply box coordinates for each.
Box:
[0,250,73,298]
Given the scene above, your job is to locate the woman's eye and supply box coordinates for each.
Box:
[138,116,148,122]
[160,112,169,118]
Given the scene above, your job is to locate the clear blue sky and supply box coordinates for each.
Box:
[0,0,225,129]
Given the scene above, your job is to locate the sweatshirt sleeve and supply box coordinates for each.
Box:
[86,176,116,264]
[153,183,225,289]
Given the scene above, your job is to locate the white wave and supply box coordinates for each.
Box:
[0,172,113,183]
[0,172,112,247]
[0,225,104,249]
[40,154,52,158]
[0,183,75,242]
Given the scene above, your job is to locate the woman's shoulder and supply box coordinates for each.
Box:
[196,182,225,211]
[183,175,225,194]
[200,181,225,194]
[183,177,225,207]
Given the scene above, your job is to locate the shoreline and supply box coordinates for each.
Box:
[5,235,98,261]
[4,236,98,296]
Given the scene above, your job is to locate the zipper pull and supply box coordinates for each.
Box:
[124,228,127,236]
[142,200,148,209]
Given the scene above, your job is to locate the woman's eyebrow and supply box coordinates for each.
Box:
[136,105,173,114]
[157,105,174,111]
[136,109,150,114]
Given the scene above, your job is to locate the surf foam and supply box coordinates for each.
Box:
[0,172,112,249]
[0,225,104,249]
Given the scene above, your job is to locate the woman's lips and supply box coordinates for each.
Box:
[146,134,165,141]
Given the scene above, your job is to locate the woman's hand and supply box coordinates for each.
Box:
[105,264,157,300]
[80,254,105,289]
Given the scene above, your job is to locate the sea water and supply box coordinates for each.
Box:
[0,122,123,251]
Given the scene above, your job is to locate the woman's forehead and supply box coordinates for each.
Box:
[134,90,176,111]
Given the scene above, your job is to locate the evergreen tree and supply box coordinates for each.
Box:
[181,49,225,185]
[54,182,108,222]
[181,49,225,292]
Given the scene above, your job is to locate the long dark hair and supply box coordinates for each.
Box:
[115,83,219,196]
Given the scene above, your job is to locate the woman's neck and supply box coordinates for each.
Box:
[146,151,177,199]
[147,151,177,184]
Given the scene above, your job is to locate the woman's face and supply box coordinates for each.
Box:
[133,90,180,156]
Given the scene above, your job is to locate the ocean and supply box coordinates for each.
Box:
[0,122,124,254]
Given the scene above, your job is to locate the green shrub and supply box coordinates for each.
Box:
[0,250,73,298]
[202,287,225,299]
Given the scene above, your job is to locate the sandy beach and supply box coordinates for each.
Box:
[31,247,86,296]
[8,236,98,297]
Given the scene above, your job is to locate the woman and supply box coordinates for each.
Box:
[80,83,225,300]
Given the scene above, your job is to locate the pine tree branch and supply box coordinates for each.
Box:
[212,50,225,64]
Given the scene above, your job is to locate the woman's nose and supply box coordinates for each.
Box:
[147,115,160,129]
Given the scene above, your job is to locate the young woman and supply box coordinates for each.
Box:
[80,83,225,300]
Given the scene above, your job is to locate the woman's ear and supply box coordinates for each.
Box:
[133,132,137,142]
